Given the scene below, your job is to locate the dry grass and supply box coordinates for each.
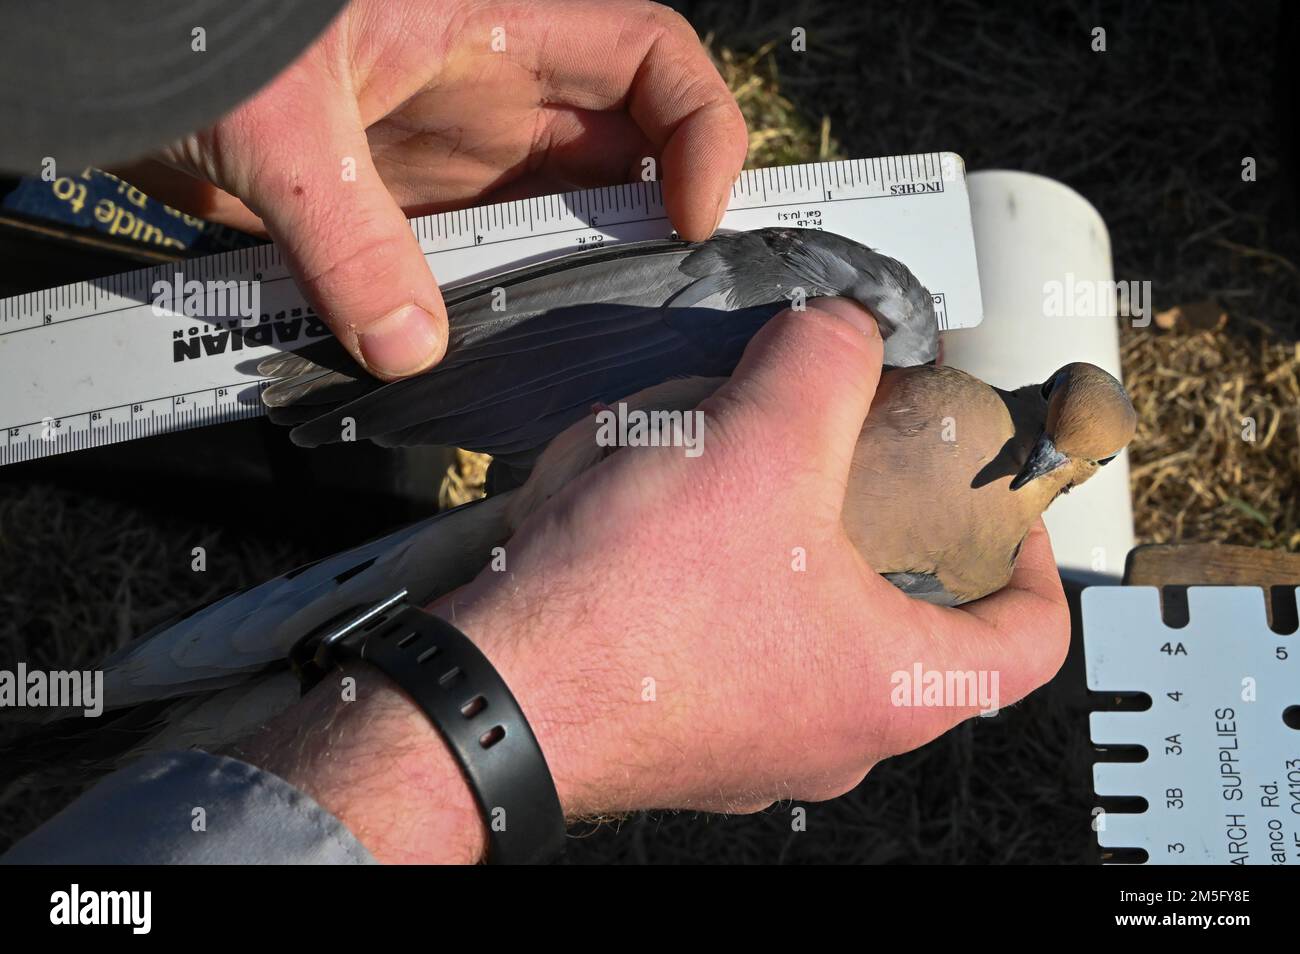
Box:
[1124,325,1300,549]
[438,448,491,509]
[713,40,844,165]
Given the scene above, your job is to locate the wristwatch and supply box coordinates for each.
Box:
[290,590,566,864]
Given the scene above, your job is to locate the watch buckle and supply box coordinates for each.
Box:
[288,589,410,689]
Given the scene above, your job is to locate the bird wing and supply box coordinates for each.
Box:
[74,492,514,718]
[262,236,748,450]
[258,229,935,472]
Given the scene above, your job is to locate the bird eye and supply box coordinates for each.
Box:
[1097,454,1117,466]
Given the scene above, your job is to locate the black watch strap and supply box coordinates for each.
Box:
[293,591,566,865]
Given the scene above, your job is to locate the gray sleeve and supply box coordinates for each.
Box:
[0,750,375,864]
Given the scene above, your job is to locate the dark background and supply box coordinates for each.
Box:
[1,0,1296,862]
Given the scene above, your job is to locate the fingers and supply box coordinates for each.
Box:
[945,523,1071,697]
[230,74,447,380]
[962,520,1069,633]
[876,523,1069,752]
[498,1,747,239]
[705,298,883,501]
[464,109,657,208]
[106,159,268,234]
[937,527,1067,682]
[622,6,747,238]
[528,108,658,190]
[652,94,747,240]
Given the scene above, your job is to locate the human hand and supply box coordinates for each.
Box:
[244,298,1069,862]
[446,297,1071,818]
[119,0,747,379]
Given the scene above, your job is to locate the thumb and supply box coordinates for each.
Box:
[709,296,883,498]
[239,100,446,379]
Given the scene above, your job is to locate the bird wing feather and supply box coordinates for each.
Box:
[78,493,514,717]
[256,229,934,471]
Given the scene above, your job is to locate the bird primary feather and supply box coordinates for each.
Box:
[258,227,939,482]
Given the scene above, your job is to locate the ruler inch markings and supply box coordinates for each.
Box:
[0,152,978,466]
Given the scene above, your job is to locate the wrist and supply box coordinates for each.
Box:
[228,664,487,864]
[232,582,641,862]
[428,576,670,821]
[428,592,598,819]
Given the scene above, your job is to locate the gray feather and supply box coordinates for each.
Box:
[260,228,937,470]
[75,492,514,719]
[882,571,960,606]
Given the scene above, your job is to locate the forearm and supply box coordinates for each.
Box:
[225,663,488,864]
[222,596,598,865]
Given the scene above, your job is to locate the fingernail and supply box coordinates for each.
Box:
[712,197,727,233]
[358,304,441,377]
[812,296,879,338]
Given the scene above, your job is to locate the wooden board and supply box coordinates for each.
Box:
[1123,543,1300,631]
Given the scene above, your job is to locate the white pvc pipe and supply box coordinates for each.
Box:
[941,170,1135,582]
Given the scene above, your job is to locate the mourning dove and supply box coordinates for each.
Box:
[849,360,1135,602]
[510,361,1137,605]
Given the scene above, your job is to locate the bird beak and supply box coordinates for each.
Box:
[1010,434,1070,490]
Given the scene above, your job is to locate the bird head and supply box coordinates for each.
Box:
[1010,363,1137,492]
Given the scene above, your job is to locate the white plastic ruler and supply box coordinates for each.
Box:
[0,151,982,465]
[1085,585,1300,864]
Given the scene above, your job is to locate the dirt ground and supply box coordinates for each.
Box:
[1,0,1296,862]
